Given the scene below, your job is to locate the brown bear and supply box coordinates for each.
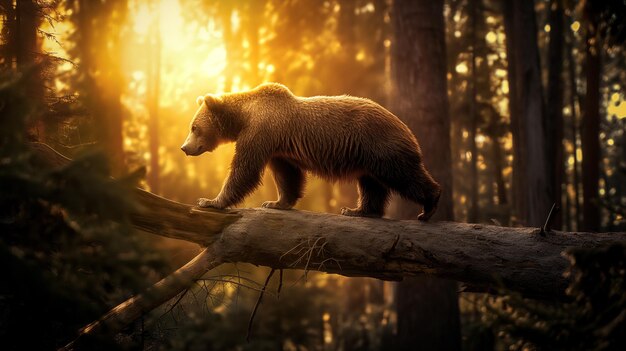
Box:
[181,83,441,220]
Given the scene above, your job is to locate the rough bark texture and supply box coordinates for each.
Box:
[566,25,582,230]
[582,14,602,231]
[30,142,626,346]
[547,0,565,229]
[389,0,453,221]
[468,0,480,224]
[124,194,626,299]
[502,0,552,227]
[389,1,460,349]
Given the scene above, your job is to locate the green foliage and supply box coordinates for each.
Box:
[0,70,167,350]
[486,244,626,350]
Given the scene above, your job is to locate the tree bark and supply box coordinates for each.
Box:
[581,10,602,231]
[30,143,626,347]
[547,0,565,229]
[0,0,16,68]
[147,10,161,194]
[218,1,234,91]
[389,1,460,349]
[566,23,582,231]
[244,0,263,86]
[75,0,127,174]
[468,0,480,224]
[15,0,45,139]
[502,0,552,227]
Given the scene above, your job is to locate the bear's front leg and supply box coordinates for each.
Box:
[197,150,266,209]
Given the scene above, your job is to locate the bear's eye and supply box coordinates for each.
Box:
[191,125,197,133]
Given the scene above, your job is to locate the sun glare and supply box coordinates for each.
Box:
[201,47,227,77]
[133,4,151,35]
[133,0,187,50]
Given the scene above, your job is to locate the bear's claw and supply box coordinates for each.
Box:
[261,200,293,210]
[417,206,437,221]
[197,198,222,209]
[340,207,382,218]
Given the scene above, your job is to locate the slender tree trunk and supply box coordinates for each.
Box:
[76,0,127,174]
[468,0,479,223]
[245,0,262,86]
[336,0,357,99]
[147,10,161,193]
[16,0,44,139]
[581,13,602,231]
[390,1,460,350]
[501,0,552,227]
[15,0,38,68]
[219,1,234,91]
[566,25,582,231]
[494,138,507,207]
[0,0,17,68]
[547,0,565,229]
[336,0,360,212]
[502,0,522,224]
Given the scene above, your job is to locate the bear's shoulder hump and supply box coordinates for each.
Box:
[255,82,293,97]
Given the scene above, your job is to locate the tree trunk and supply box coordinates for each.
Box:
[566,23,582,231]
[501,0,552,227]
[218,1,234,91]
[390,1,460,350]
[75,0,126,174]
[245,0,263,86]
[581,12,602,231]
[15,0,44,139]
[468,0,480,224]
[15,0,38,68]
[546,0,565,229]
[147,11,161,194]
[0,0,16,68]
[492,134,507,206]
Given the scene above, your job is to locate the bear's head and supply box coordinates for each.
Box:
[181,94,227,156]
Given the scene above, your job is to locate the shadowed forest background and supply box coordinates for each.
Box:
[1,0,626,350]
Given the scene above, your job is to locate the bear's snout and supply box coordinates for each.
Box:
[181,143,203,156]
[181,143,194,156]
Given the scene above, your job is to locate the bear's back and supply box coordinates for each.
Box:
[239,88,420,179]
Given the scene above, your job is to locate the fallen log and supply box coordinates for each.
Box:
[30,143,626,348]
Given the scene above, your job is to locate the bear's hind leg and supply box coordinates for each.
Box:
[413,165,441,221]
[262,157,305,210]
[376,164,441,221]
[341,176,390,218]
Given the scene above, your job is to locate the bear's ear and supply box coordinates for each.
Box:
[204,94,223,107]
[196,96,204,106]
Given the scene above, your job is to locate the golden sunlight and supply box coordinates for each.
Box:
[456,62,469,74]
[608,93,626,119]
[133,0,186,50]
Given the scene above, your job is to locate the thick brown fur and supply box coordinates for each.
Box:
[181,83,441,220]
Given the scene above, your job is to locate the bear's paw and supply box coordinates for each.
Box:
[197,197,224,209]
[261,200,294,210]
